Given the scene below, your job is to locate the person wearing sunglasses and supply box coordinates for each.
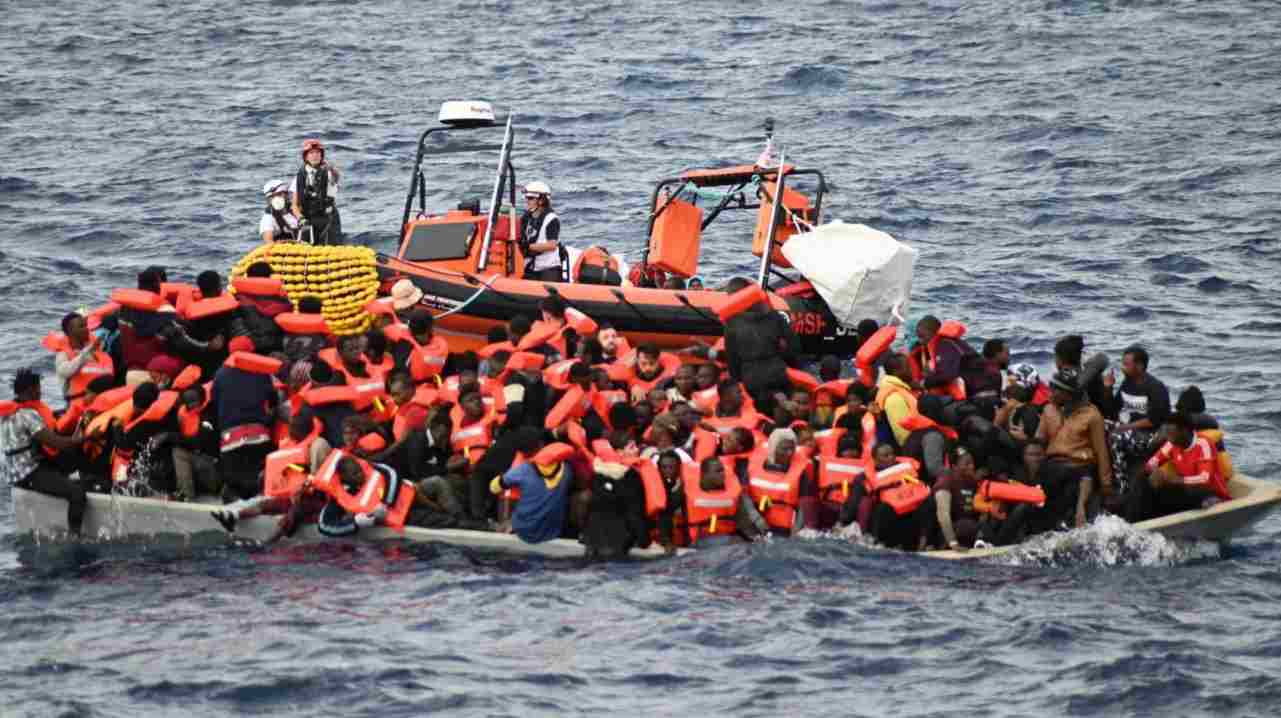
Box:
[520,181,568,282]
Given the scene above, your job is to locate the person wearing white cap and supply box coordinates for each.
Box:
[258,179,300,243]
[520,180,568,282]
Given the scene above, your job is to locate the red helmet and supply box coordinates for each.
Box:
[301,139,325,158]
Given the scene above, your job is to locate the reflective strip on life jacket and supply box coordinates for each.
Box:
[684,467,742,544]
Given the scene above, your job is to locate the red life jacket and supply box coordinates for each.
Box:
[41,333,114,399]
[684,457,743,544]
[384,324,448,382]
[744,448,808,531]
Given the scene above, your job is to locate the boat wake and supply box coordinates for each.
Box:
[989,515,1222,568]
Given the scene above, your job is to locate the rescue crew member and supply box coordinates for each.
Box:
[259,179,299,243]
[1,369,89,535]
[520,180,566,282]
[291,139,342,245]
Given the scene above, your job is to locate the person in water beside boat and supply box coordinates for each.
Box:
[520,180,567,282]
[292,139,342,245]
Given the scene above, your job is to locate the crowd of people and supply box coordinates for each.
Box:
[0,256,1236,556]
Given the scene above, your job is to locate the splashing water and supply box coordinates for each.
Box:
[991,514,1222,568]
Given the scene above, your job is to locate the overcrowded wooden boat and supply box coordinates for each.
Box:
[15,474,1279,561]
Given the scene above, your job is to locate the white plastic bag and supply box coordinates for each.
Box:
[780,221,917,326]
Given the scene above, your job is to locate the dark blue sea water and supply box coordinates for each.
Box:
[4,1,1281,715]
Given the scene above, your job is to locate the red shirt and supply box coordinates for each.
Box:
[1145,434,1229,500]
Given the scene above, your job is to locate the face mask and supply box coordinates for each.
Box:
[270,196,287,211]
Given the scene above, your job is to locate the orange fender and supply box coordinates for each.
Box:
[715,284,768,323]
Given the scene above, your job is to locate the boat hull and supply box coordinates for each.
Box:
[11,488,671,561]
[926,475,1281,561]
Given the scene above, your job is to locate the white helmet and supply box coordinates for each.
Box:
[524,180,552,198]
[262,179,290,197]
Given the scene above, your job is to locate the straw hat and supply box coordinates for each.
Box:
[390,279,424,311]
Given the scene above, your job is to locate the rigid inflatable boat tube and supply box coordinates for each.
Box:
[715,284,769,323]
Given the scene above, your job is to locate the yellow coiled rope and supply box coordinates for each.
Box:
[229,243,380,336]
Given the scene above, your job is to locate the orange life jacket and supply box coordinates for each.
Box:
[855,325,897,387]
[449,406,494,464]
[41,333,114,399]
[865,458,923,493]
[310,450,386,515]
[111,391,179,483]
[517,319,568,357]
[817,456,867,506]
[814,427,847,458]
[544,384,595,430]
[744,448,808,531]
[635,460,668,518]
[224,351,283,375]
[365,354,394,382]
[543,358,579,391]
[231,276,287,297]
[111,288,172,313]
[924,321,968,401]
[275,312,330,336]
[0,400,57,458]
[384,325,449,382]
[571,245,621,285]
[263,445,311,499]
[177,393,210,440]
[616,353,682,394]
[181,294,239,321]
[786,368,820,393]
[898,413,959,441]
[684,458,743,544]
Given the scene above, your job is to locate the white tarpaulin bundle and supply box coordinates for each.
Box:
[780,221,918,326]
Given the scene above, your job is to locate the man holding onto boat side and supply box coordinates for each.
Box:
[1,369,89,535]
[491,442,576,544]
[520,181,567,282]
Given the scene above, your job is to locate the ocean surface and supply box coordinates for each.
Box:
[3,1,1281,715]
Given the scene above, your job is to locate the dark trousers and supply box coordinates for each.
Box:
[303,209,342,246]
[529,267,563,283]
[17,463,88,535]
[220,442,274,501]
[999,459,1091,539]
[1126,472,1214,522]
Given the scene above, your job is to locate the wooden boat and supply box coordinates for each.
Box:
[376,102,860,356]
[926,475,1281,561]
[10,487,671,560]
[15,475,1279,562]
